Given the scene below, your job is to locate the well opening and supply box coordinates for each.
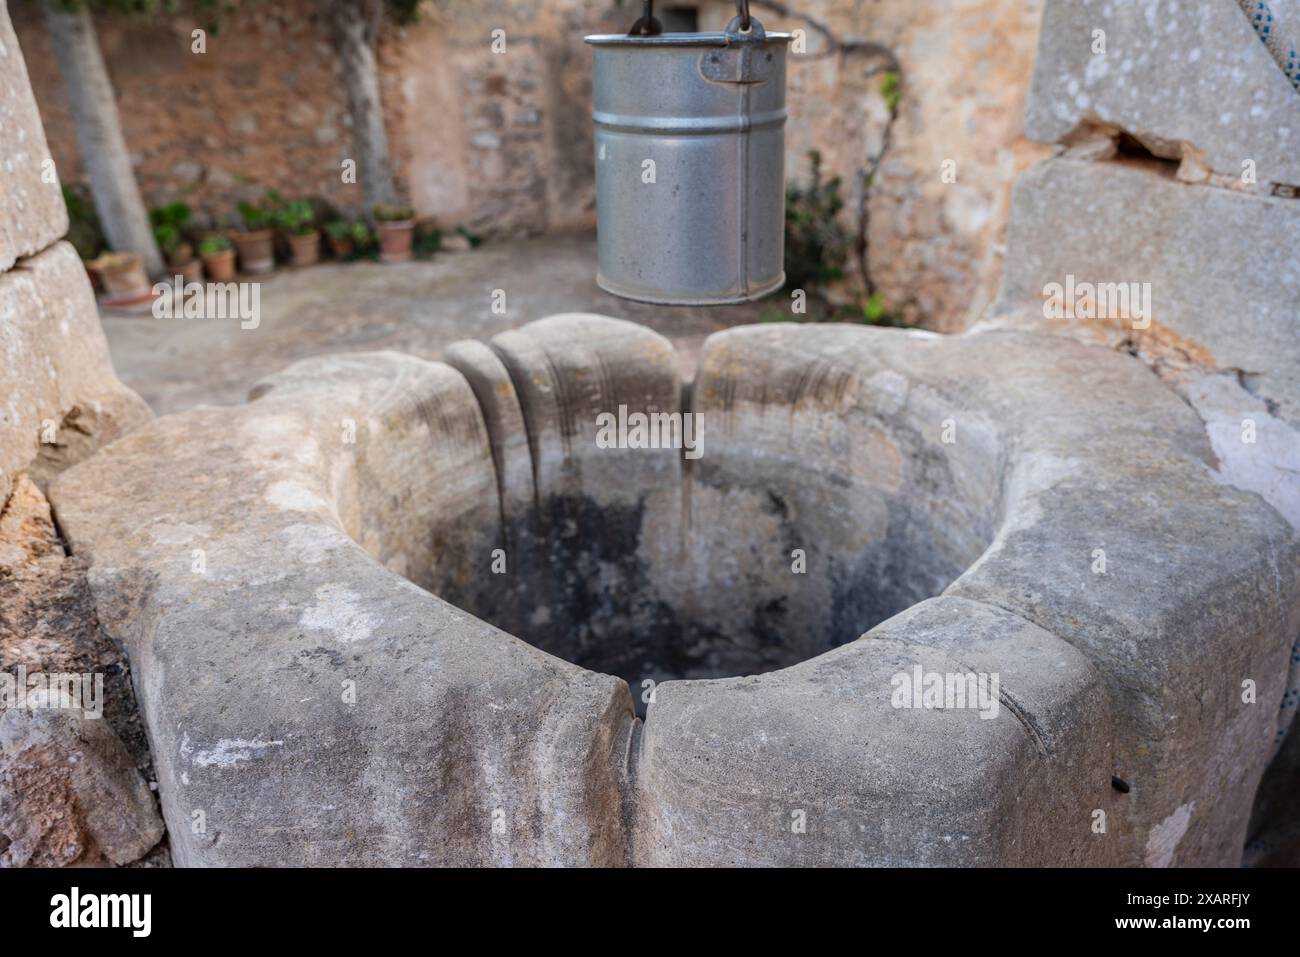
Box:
[337,326,1008,713]
[416,394,1004,713]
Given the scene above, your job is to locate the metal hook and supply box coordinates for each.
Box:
[724,1,764,41]
[627,0,662,36]
[735,0,752,31]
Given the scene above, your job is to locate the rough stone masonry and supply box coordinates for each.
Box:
[979,0,1300,865]
[0,1,162,867]
[2,0,1298,868]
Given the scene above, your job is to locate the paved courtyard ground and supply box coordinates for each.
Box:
[102,234,773,416]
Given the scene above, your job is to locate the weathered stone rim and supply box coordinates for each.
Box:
[49,315,1300,866]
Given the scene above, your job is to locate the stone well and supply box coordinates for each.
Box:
[49,314,1299,867]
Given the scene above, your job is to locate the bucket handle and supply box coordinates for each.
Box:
[626,0,661,36]
[734,0,754,31]
[627,1,764,38]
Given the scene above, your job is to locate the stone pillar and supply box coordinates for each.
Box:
[0,2,162,868]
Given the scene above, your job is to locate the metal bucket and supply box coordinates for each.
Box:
[586,2,791,305]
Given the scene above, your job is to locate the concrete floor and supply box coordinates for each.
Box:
[103,234,776,415]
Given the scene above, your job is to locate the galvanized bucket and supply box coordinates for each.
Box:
[586,2,791,305]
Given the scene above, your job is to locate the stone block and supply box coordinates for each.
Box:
[0,241,151,506]
[0,706,164,867]
[0,3,68,271]
[991,157,1300,429]
[1026,0,1300,187]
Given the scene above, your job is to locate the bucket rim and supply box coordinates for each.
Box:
[585,31,791,47]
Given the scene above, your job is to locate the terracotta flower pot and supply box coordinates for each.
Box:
[231,228,275,274]
[287,230,321,267]
[176,258,204,283]
[327,235,354,260]
[377,220,415,263]
[88,252,153,306]
[202,248,237,282]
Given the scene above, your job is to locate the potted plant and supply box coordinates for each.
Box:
[373,203,416,263]
[413,221,442,259]
[199,234,236,282]
[87,251,152,306]
[324,219,351,259]
[177,250,203,282]
[232,198,276,274]
[276,198,320,266]
[325,219,372,259]
[151,201,202,282]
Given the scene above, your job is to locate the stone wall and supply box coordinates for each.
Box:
[0,1,162,867]
[10,0,1044,332]
[986,0,1300,521]
[979,0,1300,866]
